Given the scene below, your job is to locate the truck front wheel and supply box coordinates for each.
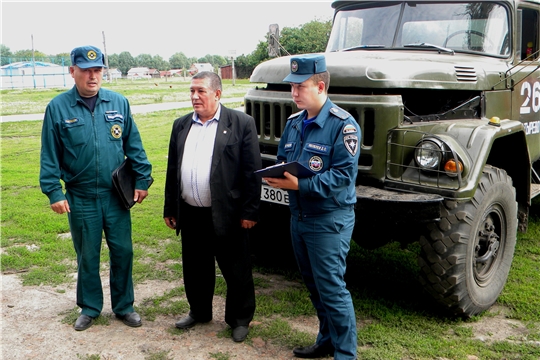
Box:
[418,165,517,317]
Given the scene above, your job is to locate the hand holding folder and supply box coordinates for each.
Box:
[255,161,315,178]
[112,159,154,209]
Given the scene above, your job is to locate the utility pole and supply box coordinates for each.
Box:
[102,31,111,82]
[31,34,36,88]
[228,50,236,86]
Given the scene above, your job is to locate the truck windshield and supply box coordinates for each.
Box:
[327,2,510,57]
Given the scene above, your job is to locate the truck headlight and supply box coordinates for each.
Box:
[415,139,443,170]
[414,137,463,177]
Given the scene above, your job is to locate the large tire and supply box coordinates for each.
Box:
[418,165,517,317]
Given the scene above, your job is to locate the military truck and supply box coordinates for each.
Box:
[245,0,540,317]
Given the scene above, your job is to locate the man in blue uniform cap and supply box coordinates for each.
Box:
[40,45,153,331]
[263,53,360,359]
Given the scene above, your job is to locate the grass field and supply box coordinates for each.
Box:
[1,82,540,359]
[0,77,254,116]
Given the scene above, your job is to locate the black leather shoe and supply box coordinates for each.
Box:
[175,315,199,329]
[293,343,334,358]
[74,314,94,331]
[232,325,249,342]
[116,312,142,327]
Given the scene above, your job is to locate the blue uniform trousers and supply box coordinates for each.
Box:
[291,207,357,360]
[66,191,135,318]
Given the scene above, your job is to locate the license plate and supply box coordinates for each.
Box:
[261,184,289,205]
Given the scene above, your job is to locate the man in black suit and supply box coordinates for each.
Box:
[163,71,261,343]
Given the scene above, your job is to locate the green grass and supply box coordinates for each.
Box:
[137,287,189,321]
[2,84,540,359]
[0,78,254,115]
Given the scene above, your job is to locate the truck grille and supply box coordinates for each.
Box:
[245,89,405,182]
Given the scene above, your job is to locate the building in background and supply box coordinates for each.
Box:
[188,63,213,76]
[127,67,151,79]
[103,68,122,81]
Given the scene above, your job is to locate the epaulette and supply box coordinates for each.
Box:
[288,110,303,120]
[329,106,351,120]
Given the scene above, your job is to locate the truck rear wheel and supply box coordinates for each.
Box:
[418,165,517,317]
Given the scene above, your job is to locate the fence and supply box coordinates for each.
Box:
[0,57,74,90]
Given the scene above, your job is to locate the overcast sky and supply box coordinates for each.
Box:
[2,0,334,59]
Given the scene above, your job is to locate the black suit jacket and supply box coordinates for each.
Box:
[163,105,262,237]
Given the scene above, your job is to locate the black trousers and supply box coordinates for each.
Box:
[180,204,255,328]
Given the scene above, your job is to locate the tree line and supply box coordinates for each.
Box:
[0,20,331,79]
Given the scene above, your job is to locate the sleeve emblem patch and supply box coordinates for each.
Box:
[344,135,358,156]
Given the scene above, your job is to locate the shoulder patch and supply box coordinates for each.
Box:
[329,106,351,120]
[343,124,357,134]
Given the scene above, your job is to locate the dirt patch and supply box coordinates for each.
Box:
[1,273,316,360]
[0,272,534,360]
[467,305,530,343]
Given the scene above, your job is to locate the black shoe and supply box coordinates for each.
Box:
[175,315,201,329]
[116,312,142,327]
[232,325,249,342]
[293,343,334,358]
[74,314,94,331]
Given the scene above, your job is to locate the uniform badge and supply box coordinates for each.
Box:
[87,50,97,60]
[291,61,298,73]
[309,156,323,172]
[111,124,122,139]
[344,135,358,156]
[343,124,357,134]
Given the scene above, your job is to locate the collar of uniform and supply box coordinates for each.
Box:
[192,103,221,125]
[69,86,110,107]
[293,98,332,129]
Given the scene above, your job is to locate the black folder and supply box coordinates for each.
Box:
[255,161,315,178]
[112,159,154,209]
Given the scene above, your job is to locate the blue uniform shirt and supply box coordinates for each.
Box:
[277,98,361,216]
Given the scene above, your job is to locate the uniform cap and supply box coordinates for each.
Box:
[70,46,106,69]
[283,54,326,83]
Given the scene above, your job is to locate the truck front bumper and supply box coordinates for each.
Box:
[356,185,443,223]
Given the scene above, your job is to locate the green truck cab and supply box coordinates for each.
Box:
[245,0,540,317]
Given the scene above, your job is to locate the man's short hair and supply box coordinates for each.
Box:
[193,71,222,92]
[311,71,330,93]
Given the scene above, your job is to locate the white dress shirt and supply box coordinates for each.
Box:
[180,105,221,207]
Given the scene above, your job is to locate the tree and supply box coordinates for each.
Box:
[198,55,212,64]
[235,41,270,79]
[152,55,170,71]
[169,52,189,69]
[12,49,48,61]
[107,53,119,69]
[51,52,70,66]
[233,19,331,79]
[212,55,227,67]
[135,53,153,67]
[1,44,13,65]
[279,19,332,55]
[117,51,135,75]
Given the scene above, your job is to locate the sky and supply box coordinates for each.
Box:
[1,1,335,60]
